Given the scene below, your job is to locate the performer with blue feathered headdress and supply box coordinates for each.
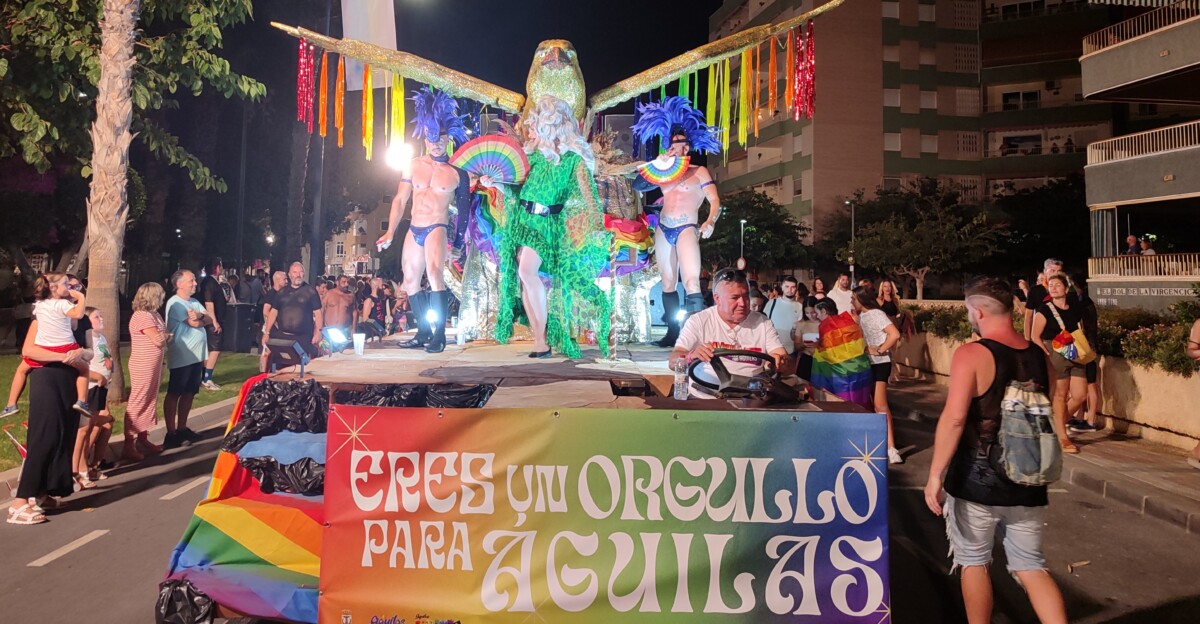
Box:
[629,95,723,348]
[377,86,476,354]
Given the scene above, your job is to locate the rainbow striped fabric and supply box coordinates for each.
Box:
[163,374,322,623]
[810,311,875,408]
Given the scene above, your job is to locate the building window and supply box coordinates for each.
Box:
[883,89,901,107]
[920,90,938,109]
[956,132,980,158]
[882,2,900,18]
[1137,103,1159,116]
[919,48,936,66]
[918,4,936,22]
[954,0,980,29]
[883,45,900,62]
[335,241,344,257]
[921,135,938,153]
[1001,90,1040,111]
[380,221,389,232]
[882,176,902,190]
[884,133,902,151]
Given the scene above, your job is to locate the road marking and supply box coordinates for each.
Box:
[889,485,1068,493]
[160,476,210,501]
[27,529,108,567]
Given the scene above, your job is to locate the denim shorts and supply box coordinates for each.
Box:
[945,495,1047,574]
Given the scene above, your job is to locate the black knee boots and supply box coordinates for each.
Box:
[655,291,682,348]
[400,291,430,349]
[425,290,448,354]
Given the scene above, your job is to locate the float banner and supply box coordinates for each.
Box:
[320,406,891,623]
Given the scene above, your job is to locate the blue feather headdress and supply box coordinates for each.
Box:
[630,96,721,155]
[410,86,468,145]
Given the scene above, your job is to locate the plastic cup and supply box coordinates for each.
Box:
[352,333,366,356]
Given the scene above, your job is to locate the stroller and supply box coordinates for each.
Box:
[3,422,27,499]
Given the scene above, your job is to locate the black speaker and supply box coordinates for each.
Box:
[221,304,254,353]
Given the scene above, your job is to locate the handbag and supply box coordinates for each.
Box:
[1046,304,1096,365]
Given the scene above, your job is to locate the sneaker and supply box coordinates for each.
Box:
[179,427,202,443]
[72,401,94,418]
[162,431,183,450]
[1069,421,1097,433]
[888,447,904,465]
[0,405,18,418]
[201,380,222,392]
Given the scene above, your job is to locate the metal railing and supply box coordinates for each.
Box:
[984,1,1091,24]
[1089,253,1200,277]
[1086,118,1200,164]
[1083,0,1200,55]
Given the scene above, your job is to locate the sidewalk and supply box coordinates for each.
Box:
[888,377,1200,538]
[1,396,238,506]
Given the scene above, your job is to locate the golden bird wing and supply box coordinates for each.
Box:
[272,22,525,113]
[586,0,846,113]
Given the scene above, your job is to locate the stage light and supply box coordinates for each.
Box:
[674,310,687,322]
[425,308,440,325]
[386,142,413,171]
[324,327,349,345]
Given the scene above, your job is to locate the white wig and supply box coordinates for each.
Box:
[521,95,595,173]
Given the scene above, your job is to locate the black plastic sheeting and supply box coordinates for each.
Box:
[221,378,330,454]
[156,579,214,624]
[239,456,325,496]
[333,383,497,408]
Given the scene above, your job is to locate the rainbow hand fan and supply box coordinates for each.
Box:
[450,134,529,185]
[638,155,690,186]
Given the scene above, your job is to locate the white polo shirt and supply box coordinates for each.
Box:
[676,307,784,393]
[762,297,803,354]
[826,285,853,314]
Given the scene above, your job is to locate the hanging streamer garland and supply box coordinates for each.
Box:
[720,58,731,155]
[785,30,795,115]
[705,63,717,133]
[753,44,761,138]
[362,64,374,160]
[768,37,778,114]
[738,50,750,147]
[335,56,345,147]
[795,20,815,120]
[390,74,405,147]
[691,71,698,107]
[678,72,689,98]
[296,39,316,132]
[318,51,329,137]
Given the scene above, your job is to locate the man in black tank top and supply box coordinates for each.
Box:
[924,277,1068,624]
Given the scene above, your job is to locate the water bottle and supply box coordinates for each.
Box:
[672,358,689,400]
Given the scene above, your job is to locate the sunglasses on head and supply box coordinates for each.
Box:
[713,268,747,283]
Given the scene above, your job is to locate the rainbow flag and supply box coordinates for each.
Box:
[163,374,323,623]
[810,312,874,408]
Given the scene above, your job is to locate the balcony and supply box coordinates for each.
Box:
[1084,119,1200,206]
[1080,0,1200,104]
[1089,253,1200,310]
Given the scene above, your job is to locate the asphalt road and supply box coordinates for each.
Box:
[1,399,1197,623]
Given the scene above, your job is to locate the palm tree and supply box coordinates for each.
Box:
[86,0,139,401]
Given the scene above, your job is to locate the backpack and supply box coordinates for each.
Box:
[990,380,1061,486]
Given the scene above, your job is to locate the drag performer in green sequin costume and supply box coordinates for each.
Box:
[495,96,613,358]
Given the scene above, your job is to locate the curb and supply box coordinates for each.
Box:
[1,396,237,506]
[895,403,1200,540]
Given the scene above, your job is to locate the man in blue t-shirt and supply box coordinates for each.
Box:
[164,269,212,449]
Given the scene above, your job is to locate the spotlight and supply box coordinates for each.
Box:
[386,142,413,172]
[425,308,440,325]
[674,310,687,322]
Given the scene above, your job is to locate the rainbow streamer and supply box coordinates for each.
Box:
[163,375,322,623]
[362,64,373,160]
[753,44,761,138]
[705,64,717,135]
[334,56,345,148]
[318,51,328,137]
[786,30,795,115]
[768,38,778,114]
[810,312,874,408]
[678,72,689,98]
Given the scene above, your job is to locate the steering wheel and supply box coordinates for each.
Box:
[686,349,799,404]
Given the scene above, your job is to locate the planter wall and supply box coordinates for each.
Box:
[894,332,1200,451]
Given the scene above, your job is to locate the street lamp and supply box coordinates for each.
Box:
[845,200,855,284]
[737,218,747,270]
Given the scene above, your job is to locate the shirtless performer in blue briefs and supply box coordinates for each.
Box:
[377,87,473,354]
[631,96,723,347]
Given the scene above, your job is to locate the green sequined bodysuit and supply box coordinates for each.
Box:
[495,150,613,358]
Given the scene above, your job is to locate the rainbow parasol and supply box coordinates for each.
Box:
[450,134,529,184]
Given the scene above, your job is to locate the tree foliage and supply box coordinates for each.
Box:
[0,0,266,190]
[699,190,810,272]
[985,174,1090,278]
[846,179,1004,299]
